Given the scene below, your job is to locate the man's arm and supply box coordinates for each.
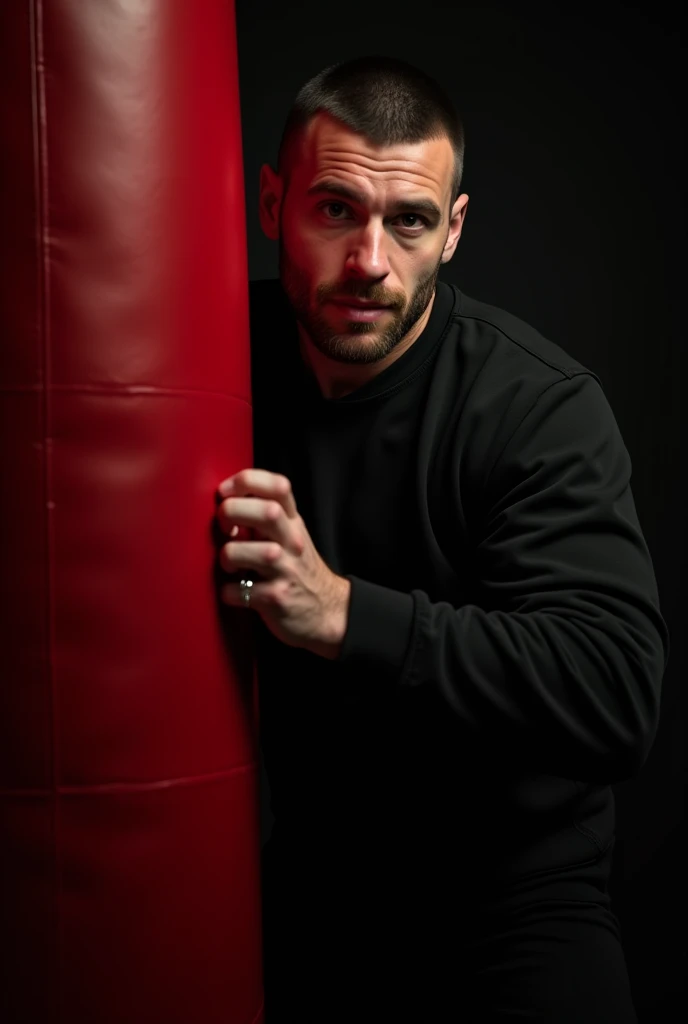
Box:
[337,372,670,784]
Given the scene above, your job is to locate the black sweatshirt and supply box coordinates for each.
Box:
[248,277,670,891]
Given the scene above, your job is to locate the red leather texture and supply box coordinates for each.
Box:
[0,3,263,1021]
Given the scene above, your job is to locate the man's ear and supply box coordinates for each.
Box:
[441,193,469,264]
[258,163,283,241]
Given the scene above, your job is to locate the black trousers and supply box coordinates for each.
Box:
[260,835,638,1023]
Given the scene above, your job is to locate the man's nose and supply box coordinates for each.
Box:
[344,221,392,279]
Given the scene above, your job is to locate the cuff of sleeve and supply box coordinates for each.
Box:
[337,574,415,681]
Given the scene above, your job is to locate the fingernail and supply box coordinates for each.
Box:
[218,479,234,497]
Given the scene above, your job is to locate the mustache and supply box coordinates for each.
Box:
[321,288,399,306]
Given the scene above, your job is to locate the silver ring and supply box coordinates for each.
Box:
[239,577,254,606]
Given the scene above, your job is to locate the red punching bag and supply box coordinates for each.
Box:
[0,3,263,1022]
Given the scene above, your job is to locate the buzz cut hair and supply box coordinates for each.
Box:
[277,55,465,211]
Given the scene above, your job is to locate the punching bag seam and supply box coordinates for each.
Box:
[0,761,260,799]
[29,0,62,1017]
[0,382,253,405]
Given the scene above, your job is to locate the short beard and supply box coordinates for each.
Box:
[278,240,444,366]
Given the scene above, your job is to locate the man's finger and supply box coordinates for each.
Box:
[218,469,298,517]
[220,497,290,545]
[220,540,282,576]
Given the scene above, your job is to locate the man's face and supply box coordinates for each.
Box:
[262,112,467,366]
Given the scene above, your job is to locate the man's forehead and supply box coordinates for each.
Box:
[300,111,450,165]
[294,112,452,197]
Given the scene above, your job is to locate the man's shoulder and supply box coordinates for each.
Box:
[453,289,594,380]
[437,287,605,483]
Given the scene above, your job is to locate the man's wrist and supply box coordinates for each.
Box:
[307,575,352,660]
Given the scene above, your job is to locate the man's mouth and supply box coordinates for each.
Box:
[329,301,392,322]
[330,299,391,308]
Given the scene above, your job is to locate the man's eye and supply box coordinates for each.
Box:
[320,203,427,230]
[399,213,426,228]
[323,202,349,219]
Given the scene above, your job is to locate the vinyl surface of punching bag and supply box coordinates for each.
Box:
[0,3,263,1022]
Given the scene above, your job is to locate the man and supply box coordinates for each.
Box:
[215,56,669,1022]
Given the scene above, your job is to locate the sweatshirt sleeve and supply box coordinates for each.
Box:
[337,372,670,783]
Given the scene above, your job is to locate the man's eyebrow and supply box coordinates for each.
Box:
[306,179,443,221]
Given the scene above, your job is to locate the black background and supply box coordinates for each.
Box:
[235,3,684,1018]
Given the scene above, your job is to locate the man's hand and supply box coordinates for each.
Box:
[216,469,351,660]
